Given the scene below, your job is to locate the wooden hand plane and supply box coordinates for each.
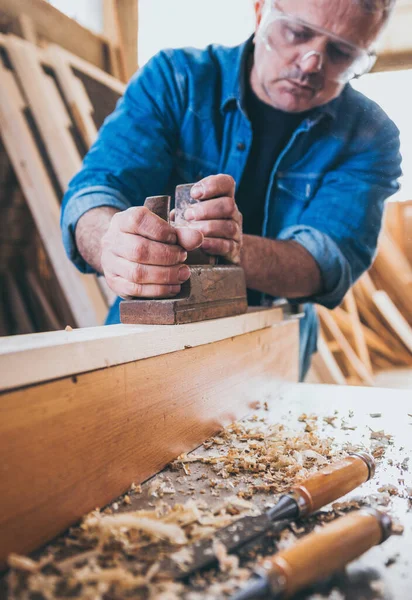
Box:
[120,184,248,325]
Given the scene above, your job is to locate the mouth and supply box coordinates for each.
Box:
[284,79,318,94]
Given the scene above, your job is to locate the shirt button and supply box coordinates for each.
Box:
[237,142,246,151]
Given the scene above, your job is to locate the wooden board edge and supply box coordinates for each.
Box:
[0,307,284,392]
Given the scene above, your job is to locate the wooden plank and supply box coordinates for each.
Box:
[117,0,139,77]
[317,306,375,386]
[311,333,346,385]
[0,307,284,391]
[103,0,128,82]
[48,45,126,96]
[46,46,102,148]
[5,35,86,190]
[0,318,299,566]
[343,289,373,374]
[332,306,412,365]
[373,290,412,354]
[0,0,111,72]
[3,34,109,319]
[373,232,412,322]
[0,46,107,327]
[17,14,37,45]
[401,200,412,267]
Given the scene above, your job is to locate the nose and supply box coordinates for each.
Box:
[299,50,324,74]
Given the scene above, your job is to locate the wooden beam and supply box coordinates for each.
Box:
[343,289,373,374]
[311,333,346,385]
[5,35,84,190]
[373,290,412,354]
[117,0,139,76]
[0,39,108,327]
[0,307,284,391]
[0,0,111,72]
[103,0,138,81]
[317,306,375,386]
[46,43,125,149]
[0,317,299,566]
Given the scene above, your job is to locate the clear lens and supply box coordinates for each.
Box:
[259,11,375,84]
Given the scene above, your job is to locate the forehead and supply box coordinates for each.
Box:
[276,0,384,47]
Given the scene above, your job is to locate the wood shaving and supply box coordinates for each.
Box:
[84,512,188,545]
[378,484,399,496]
[7,554,42,573]
[6,414,401,600]
[212,540,239,573]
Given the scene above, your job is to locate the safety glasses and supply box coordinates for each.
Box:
[257,6,377,83]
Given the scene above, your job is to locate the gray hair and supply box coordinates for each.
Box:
[356,0,396,21]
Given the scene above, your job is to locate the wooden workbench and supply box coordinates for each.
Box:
[1,383,411,598]
[0,306,299,566]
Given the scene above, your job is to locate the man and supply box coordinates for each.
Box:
[61,0,401,379]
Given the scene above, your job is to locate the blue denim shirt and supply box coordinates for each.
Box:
[61,39,402,378]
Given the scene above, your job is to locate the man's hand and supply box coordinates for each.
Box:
[101,206,203,299]
[183,175,243,264]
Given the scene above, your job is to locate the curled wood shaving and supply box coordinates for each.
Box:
[7,554,41,573]
[84,513,187,545]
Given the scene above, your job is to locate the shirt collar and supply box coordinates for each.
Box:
[221,35,345,122]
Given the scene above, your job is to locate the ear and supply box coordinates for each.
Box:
[254,0,265,30]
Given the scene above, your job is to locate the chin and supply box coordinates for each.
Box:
[268,91,314,113]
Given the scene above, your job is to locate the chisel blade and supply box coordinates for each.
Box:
[159,515,288,581]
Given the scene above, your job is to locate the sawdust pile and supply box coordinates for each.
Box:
[6,418,348,600]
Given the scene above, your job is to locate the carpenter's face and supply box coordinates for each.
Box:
[251,0,384,112]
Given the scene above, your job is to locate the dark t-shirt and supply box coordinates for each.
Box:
[236,75,307,305]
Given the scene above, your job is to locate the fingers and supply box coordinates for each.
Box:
[202,238,242,264]
[188,218,242,242]
[185,196,238,222]
[108,275,182,299]
[191,174,236,201]
[104,254,191,285]
[116,206,177,244]
[109,232,187,266]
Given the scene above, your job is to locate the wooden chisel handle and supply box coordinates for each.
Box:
[288,452,375,516]
[261,509,392,598]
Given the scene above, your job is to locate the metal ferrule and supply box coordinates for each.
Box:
[286,488,312,517]
[348,451,376,480]
[362,508,393,543]
[255,563,286,599]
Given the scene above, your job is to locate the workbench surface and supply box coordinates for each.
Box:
[2,383,411,599]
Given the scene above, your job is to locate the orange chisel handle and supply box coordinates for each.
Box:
[262,509,392,599]
[286,452,375,517]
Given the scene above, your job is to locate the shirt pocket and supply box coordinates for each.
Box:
[276,173,321,202]
[270,173,322,235]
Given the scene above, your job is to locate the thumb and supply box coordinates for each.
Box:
[175,227,203,251]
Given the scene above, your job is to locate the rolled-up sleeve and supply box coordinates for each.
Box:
[61,186,131,273]
[60,49,185,273]
[277,117,402,309]
[277,224,352,308]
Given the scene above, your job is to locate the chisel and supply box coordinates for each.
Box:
[160,451,375,579]
[231,508,393,599]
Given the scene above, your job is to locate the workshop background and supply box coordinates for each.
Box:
[1,2,412,600]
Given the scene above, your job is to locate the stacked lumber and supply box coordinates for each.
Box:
[314,208,412,386]
[0,32,125,332]
[0,0,129,81]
